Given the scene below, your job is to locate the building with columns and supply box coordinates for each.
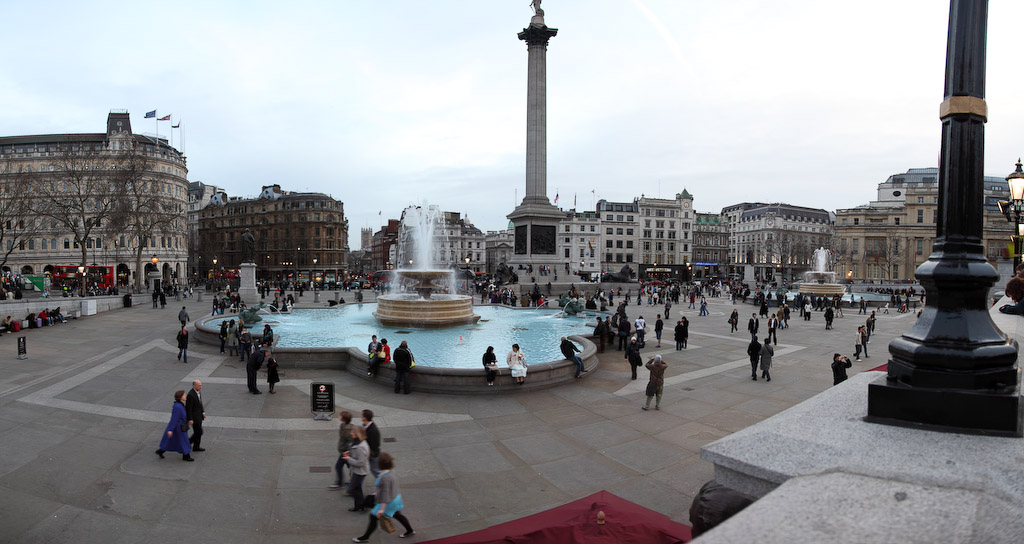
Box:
[731,203,833,283]
[0,110,188,291]
[833,167,1011,282]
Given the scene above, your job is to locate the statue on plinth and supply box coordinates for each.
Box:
[241,228,256,263]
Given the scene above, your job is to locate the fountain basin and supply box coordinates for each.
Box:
[374,294,480,328]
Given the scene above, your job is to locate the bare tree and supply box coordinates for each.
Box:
[31,139,122,295]
[107,138,180,292]
[881,228,904,281]
[0,159,44,273]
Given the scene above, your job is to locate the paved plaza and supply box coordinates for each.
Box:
[0,291,912,543]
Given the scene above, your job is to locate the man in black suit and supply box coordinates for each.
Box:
[747,313,759,342]
[186,380,206,451]
[362,409,381,476]
[247,348,267,394]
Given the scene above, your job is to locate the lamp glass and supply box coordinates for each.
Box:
[1009,176,1024,202]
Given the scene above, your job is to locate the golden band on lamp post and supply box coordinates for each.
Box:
[938,96,987,121]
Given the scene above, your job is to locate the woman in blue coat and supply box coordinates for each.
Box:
[155,390,194,462]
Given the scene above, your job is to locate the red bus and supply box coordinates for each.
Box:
[50,265,114,289]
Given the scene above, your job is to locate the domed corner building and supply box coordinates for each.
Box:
[0,110,189,294]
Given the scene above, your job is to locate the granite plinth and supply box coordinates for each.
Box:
[698,369,1024,542]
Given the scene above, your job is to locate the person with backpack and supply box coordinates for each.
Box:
[392,341,414,394]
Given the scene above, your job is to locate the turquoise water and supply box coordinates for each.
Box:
[247,305,604,369]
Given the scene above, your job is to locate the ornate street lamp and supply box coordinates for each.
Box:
[1000,159,1024,271]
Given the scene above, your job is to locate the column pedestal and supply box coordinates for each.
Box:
[238,263,258,304]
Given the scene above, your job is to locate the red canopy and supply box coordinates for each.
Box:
[421,490,691,544]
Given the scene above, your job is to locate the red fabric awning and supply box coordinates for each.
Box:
[421,490,691,544]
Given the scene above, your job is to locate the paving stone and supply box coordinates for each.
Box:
[500,432,584,465]
[434,441,514,475]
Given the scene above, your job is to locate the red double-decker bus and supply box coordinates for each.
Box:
[50,265,114,290]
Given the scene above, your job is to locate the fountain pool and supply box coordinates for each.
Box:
[216,304,602,369]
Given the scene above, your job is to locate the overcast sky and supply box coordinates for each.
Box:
[3,1,1023,250]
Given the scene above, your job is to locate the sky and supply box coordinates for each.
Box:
[2,0,1023,251]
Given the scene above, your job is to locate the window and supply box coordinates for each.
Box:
[917,210,924,223]
[616,240,623,248]
[627,216,633,222]
[894,217,900,225]
[918,197,924,203]
[626,241,633,248]
[853,218,859,225]
[64,238,70,249]
[917,239,923,255]
[616,228,623,235]
[606,228,613,235]
[606,240,613,248]
[617,215,624,221]
[626,228,633,235]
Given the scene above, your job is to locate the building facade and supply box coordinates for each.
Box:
[557,210,602,279]
[597,199,639,276]
[197,185,349,283]
[833,167,1011,282]
[692,212,728,280]
[733,203,833,283]
[0,110,188,291]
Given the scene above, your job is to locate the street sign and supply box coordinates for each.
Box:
[310,382,335,420]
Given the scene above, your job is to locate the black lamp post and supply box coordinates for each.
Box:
[866,0,1022,436]
[1000,159,1024,272]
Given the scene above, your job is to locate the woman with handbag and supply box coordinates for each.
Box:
[351,452,415,542]
[155,390,194,462]
[507,344,527,385]
[344,426,371,512]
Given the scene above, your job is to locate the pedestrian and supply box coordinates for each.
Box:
[228,319,238,356]
[767,314,778,345]
[642,354,668,411]
[266,355,279,394]
[262,323,274,348]
[350,452,416,542]
[246,347,267,394]
[728,309,739,333]
[654,314,664,348]
[218,321,228,353]
[153,290,159,309]
[859,325,870,358]
[624,336,643,380]
[854,326,865,361]
[482,346,498,386]
[748,313,759,341]
[185,380,205,452]
[344,425,370,512]
[239,326,253,361]
[560,336,585,378]
[867,310,876,340]
[824,306,834,329]
[507,343,527,385]
[747,337,761,381]
[831,353,853,386]
[366,335,380,376]
[363,409,381,476]
[331,411,355,490]
[759,337,774,381]
[616,315,631,351]
[699,297,708,316]
[178,306,190,327]
[803,301,812,321]
[160,291,167,309]
[393,340,414,394]
[592,317,606,353]
[634,315,646,345]
[176,325,189,363]
[664,299,672,320]
[154,390,194,462]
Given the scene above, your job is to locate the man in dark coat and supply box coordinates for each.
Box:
[247,348,267,394]
[186,380,206,451]
[831,353,853,385]
[392,341,414,394]
[592,317,606,353]
[747,313,759,341]
[362,409,382,476]
[176,326,189,363]
[560,336,585,378]
[746,337,762,381]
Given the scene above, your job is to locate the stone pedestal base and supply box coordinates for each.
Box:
[238,262,258,304]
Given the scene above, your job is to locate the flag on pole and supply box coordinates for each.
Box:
[172,121,180,128]
[554,192,559,204]
[144,110,156,118]
[158,115,171,121]
[574,194,577,207]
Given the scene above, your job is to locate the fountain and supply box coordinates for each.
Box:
[373,205,481,328]
[798,247,846,296]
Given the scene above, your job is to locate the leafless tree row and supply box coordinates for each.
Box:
[0,137,182,293]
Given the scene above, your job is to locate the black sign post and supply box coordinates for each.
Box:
[17,336,27,360]
[310,382,335,420]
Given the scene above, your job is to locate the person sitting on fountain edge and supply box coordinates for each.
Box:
[560,336,585,378]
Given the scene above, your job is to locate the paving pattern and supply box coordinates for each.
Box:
[0,291,915,543]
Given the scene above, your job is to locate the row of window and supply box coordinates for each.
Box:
[6,234,182,252]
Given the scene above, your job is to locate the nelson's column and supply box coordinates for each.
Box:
[507,1,563,273]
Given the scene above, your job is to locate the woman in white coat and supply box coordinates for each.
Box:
[507,343,527,385]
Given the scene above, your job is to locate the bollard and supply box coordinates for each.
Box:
[17,336,27,360]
